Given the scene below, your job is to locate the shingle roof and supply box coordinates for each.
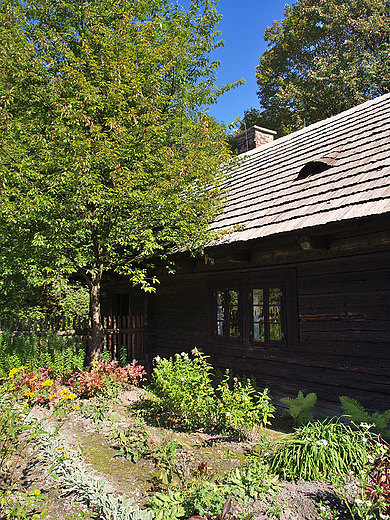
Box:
[210,93,390,244]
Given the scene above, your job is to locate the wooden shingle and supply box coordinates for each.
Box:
[211,93,390,244]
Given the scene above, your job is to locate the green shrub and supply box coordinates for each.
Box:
[222,457,279,502]
[147,456,278,520]
[216,371,275,431]
[149,349,216,429]
[149,349,275,433]
[268,419,372,482]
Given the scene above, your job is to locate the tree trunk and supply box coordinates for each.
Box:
[88,269,104,364]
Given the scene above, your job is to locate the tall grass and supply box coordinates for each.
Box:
[0,331,86,380]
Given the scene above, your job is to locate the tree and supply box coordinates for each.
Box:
[0,275,89,320]
[255,0,390,135]
[0,0,239,361]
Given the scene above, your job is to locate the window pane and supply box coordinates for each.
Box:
[216,291,225,336]
[253,289,263,305]
[253,289,264,341]
[269,288,282,340]
[229,290,239,337]
[269,288,281,307]
[216,291,224,306]
[217,321,225,336]
[270,323,282,341]
[254,322,264,341]
[253,306,263,321]
[269,305,281,322]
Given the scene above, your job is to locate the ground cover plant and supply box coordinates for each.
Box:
[1,341,390,520]
[0,365,82,519]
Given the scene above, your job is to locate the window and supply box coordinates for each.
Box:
[211,270,296,347]
[252,286,284,342]
[216,289,240,339]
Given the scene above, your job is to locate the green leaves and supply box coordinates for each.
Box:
[340,395,390,436]
[280,391,317,426]
[149,350,275,433]
[254,0,390,135]
[0,0,239,357]
[268,419,372,482]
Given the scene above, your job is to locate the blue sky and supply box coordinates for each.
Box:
[189,0,290,128]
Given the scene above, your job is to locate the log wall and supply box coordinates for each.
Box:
[145,220,390,414]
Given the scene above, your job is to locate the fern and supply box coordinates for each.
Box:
[340,396,390,436]
[280,391,317,426]
[0,328,87,379]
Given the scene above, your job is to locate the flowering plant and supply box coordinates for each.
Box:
[215,371,275,431]
[9,366,64,405]
[149,349,215,429]
[66,359,146,398]
[149,350,275,433]
[364,435,390,517]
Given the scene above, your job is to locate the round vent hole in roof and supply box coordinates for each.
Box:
[297,161,331,180]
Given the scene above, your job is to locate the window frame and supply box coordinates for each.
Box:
[209,268,298,348]
[249,283,285,345]
[213,284,242,342]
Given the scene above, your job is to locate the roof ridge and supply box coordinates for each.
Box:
[241,93,390,159]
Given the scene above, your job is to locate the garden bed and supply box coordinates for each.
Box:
[10,388,355,520]
[2,348,389,520]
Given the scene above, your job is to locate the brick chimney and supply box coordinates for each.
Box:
[235,125,277,154]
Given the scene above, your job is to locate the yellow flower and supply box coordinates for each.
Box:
[23,403,29,408]
[33,489,41,496]
[41,379,54,387]
[56,446,63,450]
[60,388,70,397]
[30,376,37,382]
[63,392,76,400]
[8,368,17,379]
[72,404,80,410]
[49,394,56,400]
[23,391,35,398]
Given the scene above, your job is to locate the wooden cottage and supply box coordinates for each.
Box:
[102,93,390,412]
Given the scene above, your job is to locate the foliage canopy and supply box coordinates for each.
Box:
[252,0,390,135]
[0,0,238,358]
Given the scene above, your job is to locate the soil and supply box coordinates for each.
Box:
[13,389,354,520]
